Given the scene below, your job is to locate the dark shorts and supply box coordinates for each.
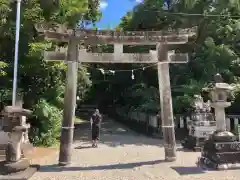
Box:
[92,125,100,140]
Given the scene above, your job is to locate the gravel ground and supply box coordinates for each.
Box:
[30,119,240,180]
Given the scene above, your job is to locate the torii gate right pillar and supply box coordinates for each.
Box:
[157,43,178,161]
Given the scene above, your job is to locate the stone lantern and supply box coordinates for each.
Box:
[209,74,232,133]
[198,74,240,170]
[0,106,32,174]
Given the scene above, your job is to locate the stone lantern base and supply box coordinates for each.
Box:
[181,136,206,151]
[197,130,240,170]
[1,158,30,174]
[0,161,39,180]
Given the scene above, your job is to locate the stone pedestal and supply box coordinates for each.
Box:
[6,131,23,162]
[1,158,30,174]
[198,133,240,169]
[2,126,31,174]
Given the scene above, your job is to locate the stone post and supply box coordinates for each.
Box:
[21,116,30,143]
[212,104,227,131]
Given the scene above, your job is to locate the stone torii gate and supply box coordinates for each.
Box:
[36,25,196,165]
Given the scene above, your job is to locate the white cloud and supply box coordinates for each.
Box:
[99,1,108,10]
[135,0,143,3]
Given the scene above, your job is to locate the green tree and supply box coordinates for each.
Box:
[0,0,100,146]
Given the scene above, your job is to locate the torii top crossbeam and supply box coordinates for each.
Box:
[35,24,196,45]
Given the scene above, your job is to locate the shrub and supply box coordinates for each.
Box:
[29,99,62,147]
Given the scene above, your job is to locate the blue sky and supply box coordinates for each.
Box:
[96,0,143,29]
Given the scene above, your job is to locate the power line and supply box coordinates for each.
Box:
[151,11,240,18]
[96,9,240,30]
[125,2,240,18]
[128,0,240,18]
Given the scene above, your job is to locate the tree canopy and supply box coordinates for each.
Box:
[88,0,240,115]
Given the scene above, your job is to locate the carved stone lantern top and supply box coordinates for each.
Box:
[209,74,232,103]
[213,74,232,90]
[2,106,32,133]
[3,106,32,116]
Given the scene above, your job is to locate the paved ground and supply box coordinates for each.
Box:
[30,118,240,180]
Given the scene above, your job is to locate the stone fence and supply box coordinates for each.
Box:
[112,108,240,137]
[1,107,240,143]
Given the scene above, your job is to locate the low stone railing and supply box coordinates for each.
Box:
[113,107,240,133]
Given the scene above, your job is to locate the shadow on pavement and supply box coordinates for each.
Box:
[39,159,166,172]
[176,147,195,152]
[171,166,206,175]
[74,145,92,149]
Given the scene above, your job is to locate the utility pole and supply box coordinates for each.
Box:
[157,43,177,161]
[58,36,79,166]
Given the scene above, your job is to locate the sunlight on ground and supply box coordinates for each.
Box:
[74,116,87,124]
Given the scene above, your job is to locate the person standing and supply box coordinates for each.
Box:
[157,111,163,137]
[90,109,102,147]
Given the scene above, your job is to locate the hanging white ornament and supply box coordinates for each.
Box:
[168,50,175,60]
[99,68,105,74]
[131,70,135,80]
[109,70,115,74]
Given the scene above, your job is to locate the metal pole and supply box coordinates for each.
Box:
[12,0,22,106]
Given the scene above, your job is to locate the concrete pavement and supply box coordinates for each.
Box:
[30,118,240,180]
